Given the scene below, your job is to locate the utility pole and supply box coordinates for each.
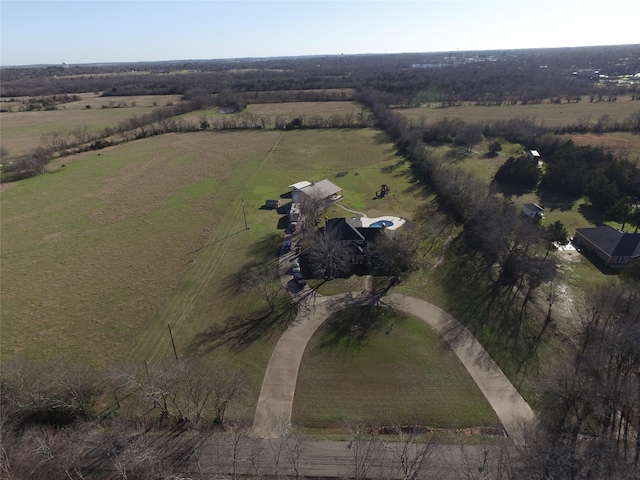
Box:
[168,323,179,363]
[242,199,249,230]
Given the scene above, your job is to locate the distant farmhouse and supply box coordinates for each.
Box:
[526,149,544,168]
[521,203,545,219]
[574,226,640,269]
[526,149,541,163]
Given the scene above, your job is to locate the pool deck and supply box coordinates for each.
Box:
[346,215,405,231]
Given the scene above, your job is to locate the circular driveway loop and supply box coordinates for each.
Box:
[253,249,537,445]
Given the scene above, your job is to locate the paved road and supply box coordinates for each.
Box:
[253,237,536,444]
[196,437,510,479]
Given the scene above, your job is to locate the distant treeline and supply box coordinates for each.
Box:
[3,45,639,104]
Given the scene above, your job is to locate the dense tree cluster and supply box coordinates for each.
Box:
[495,156,541,188]
[521,281,640,478]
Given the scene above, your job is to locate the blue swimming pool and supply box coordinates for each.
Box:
[369,220,394,228]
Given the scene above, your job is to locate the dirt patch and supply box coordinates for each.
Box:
[567,133,640,160]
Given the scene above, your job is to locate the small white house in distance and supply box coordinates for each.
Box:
[522,203,544,219]
[527,149,541,163]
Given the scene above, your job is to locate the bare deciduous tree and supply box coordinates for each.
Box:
[306,225,352,279]
[247,265,283,313]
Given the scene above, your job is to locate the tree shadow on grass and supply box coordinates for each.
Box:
[316,305,392,351]
[536,189,581,212]
[490,179,537,199]
[434,234,549,381]
[577,202,608,226]
[189,303,297,354]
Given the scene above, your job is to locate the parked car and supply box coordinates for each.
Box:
[293,272,306,287]
[283,240,291,252]
[292,261,301,273]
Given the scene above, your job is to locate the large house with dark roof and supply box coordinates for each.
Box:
[324,217,385,264]
[574,226,640,269]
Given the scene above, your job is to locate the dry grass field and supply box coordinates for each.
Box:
[0,93,182,156]
[567,132,640,160]
[247,101,363,117]
[397,95,640,128]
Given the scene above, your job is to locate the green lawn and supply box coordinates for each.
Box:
[293,306,500,432]
[1,126,433,419]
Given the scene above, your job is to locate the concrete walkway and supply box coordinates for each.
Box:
[254,238,536,444]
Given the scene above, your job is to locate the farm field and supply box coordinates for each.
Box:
[567,132,640,160]
[293,307,499,432]
[397,94,640,128]
[0,93,182,156]
[247,101,363,117]
[1,126,437,421]
[180,100,366,126]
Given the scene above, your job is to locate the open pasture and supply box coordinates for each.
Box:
[181,100,366,125]
[293,307,499,432]
[247,101,363,117]
[0,93,182,156]
[1,127,434,417]
[566,132,640,161]
[397,95,640,128]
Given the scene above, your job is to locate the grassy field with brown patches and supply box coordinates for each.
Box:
[1,126,434,419]
[0,94,182,156]
[566,132,640,161]
[180,100,366,125]
[397,95,640,128]
[247,101,363,117]
[1,131,281,364]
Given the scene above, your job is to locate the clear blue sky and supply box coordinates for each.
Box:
[1,0,638,66]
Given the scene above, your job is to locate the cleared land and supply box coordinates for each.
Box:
[397,95,640,128]
[293,307,499,432]
[247,101,363,117]
[0,93,182,156]
[1,126,436,420]
[568,132,640,160]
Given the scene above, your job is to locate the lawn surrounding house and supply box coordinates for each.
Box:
[1,126,434,424]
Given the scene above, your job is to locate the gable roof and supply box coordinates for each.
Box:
[300,179,342,199]
[576,226,640,258]
[522,203,544,212]
[356,227,384,242]
[289,181,312,190]
[326,218,364,242]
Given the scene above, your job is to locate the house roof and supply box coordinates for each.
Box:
[326,218,364,242]
[300,179,342,199]
[356,227,384,242]
[576,226,640,258]
[289,181,312,190]
[529,149,540,157]
[523,203,544,212]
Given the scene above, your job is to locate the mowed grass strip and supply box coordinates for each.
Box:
[292,306,499,432]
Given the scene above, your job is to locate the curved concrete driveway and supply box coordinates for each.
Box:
[252,285,536,444]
